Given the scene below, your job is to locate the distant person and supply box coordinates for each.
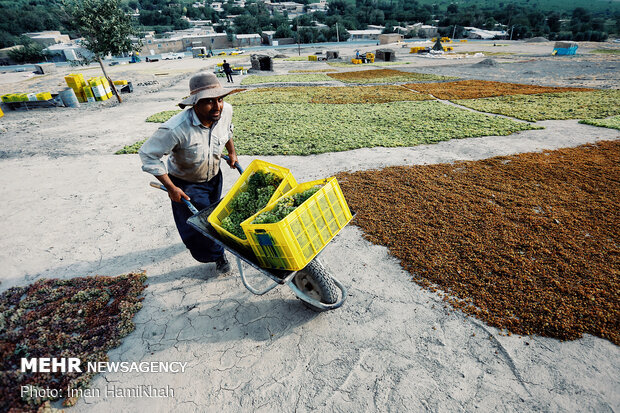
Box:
[222,60,233,83]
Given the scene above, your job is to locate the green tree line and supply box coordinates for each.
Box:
[0,0,618,55]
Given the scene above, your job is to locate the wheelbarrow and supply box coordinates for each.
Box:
[150,157,348,312]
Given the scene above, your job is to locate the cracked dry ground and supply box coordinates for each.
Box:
[337,140,619,345]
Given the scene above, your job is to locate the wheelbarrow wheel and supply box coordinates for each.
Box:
[293,259,339,312]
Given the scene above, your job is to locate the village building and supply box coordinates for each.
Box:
[263,1,305,18]
[347,29,382,41]
[413,24,439,38]
[233,33,262,47]
[463,27,508,39]
[379,33,404,44]
[24,31,71,47]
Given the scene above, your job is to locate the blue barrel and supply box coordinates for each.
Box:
[59,87,79,108]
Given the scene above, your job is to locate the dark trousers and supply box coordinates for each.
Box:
[170,172,224,263]
[225,72,233,82]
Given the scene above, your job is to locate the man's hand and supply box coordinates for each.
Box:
[224,138,238,170]
[168,186,190,203]
[226,153,239,169]
[155,174,190,203]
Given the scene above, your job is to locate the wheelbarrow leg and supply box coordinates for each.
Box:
[237,257,280,295]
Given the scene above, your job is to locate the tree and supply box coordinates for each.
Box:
[547,13,561,32]
[63,0,141,103]
[234,13,260,34]
[275,23,293,38]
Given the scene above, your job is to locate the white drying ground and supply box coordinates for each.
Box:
[0,41,619,412]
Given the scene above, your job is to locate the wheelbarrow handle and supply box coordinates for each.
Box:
[222,154,244,175]
[149,182,199,215]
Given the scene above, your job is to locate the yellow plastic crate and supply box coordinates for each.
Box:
[83,87,96,103]
[241,177,353,271]
[1,94,11,103]
[208,160,297,251]
[0,107,3,118]
[308,55,318,61]
[65,73,86,87]
[101,77,113,98]
[113,80,128,85]
[36,92,52,101]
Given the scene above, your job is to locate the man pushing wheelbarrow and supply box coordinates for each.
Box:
[139,72,238,274]
[140,73,352,312]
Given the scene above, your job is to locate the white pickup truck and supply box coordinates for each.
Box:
[161,52,184,60]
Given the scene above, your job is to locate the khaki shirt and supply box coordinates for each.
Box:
[139,103,234,183]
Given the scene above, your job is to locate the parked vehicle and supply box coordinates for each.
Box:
[161,53,184,60]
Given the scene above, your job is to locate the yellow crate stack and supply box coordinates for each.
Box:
[351,58,362,64]
[410,46,426,53]
[366,52,375,62]
[88,77,109,101]
[241,177,353,271]
[308,55,318,61]
[208,160,298,252]
[460,39,468,42]
[64,73,87,103]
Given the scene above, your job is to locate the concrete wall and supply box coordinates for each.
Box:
[233,36,262,47]
[379,34,404,44]
[181,35,232,51]
[141,39,184,55]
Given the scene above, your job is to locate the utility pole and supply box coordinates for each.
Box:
[510,25,514,40]
[297,17,301,55]
[336,22,339,42]
[452,24,456,39]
